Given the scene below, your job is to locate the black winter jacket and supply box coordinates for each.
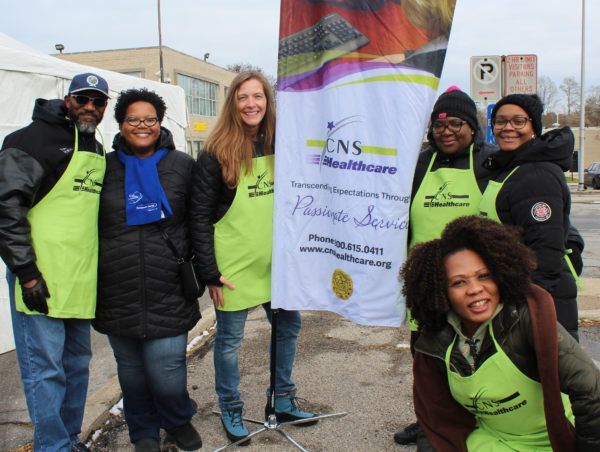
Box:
[93,129,200,339]
[483,127,577,334]
[0,99,102,282]
[190,142,266,286]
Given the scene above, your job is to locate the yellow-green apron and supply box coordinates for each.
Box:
[214,154,274,311]
[16,129,105,318]
[407,146,482,330]
[479,167,520,222]
[479,166,581,287]
[446,324,573,451]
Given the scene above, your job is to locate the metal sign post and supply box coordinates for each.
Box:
[578,0,586,191]
[486,104,497,145]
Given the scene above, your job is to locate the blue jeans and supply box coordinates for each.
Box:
[7,270,91,452]
[108,334,196,443]
[214,303,301,409]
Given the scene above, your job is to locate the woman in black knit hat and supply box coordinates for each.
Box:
[480,94,580,341]
[394,86,497,446]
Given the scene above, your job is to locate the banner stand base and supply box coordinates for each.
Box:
[212,309,347,451]
[211,411,348,451]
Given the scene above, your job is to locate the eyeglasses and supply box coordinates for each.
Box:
[432,119,467,134]
[125,117,159,127]
[71,95,108,108]
[492,116,531,129]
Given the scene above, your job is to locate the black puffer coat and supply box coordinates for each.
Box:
[483,127,578,337]
[94,128,200,338]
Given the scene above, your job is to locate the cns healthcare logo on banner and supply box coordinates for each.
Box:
[272,0,456,326]
[306,116,398,175]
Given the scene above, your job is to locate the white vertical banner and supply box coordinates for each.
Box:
[272,0,456,326]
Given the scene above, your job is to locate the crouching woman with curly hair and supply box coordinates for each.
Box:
[404,216,600,451]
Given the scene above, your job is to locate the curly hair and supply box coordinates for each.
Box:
[402,216,537,333]
[114,88,167,124]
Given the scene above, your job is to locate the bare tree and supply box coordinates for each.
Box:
[585,85,600,127]
[537,76,558,113]
[560,76,580,116]
[226,62,277,91]
[226,62,263,73]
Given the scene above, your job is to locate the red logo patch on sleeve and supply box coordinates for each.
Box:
[531,202,552,222]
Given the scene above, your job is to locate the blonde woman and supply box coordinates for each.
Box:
[190,71,316,444]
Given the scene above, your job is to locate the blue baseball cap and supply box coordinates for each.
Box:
[68,73,109,97]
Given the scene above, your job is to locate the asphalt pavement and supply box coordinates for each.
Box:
[89,307,418,452]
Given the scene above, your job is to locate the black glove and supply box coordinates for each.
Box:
[21,278,50,314]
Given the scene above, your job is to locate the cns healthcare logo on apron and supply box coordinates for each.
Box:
[465,390,527,416]
[73,168,103,194]
[424,182,471,208]
[247,169,274,198]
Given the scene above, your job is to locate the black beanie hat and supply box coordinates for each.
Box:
[430,88,478,132]
[491,94,544,136]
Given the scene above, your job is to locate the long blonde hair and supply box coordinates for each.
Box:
[204,71,276,187]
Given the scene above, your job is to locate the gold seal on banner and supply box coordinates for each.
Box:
[332,269,353,300]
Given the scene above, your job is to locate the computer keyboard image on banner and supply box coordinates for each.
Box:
[278,13,369,78]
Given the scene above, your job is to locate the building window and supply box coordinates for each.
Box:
[178,74,218,116]
[119,70,143,78]
[187,141,192,154]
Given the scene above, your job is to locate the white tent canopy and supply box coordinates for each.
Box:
[0,32,189,353]
[0,32,188,150]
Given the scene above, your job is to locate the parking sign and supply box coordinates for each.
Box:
[470,55,502,103]
[504,54,537,95]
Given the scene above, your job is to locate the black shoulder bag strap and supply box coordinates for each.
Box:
[161,229,185,263]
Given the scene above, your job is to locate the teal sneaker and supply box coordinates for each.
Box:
[220,405,251,445]
[274,397,319,426]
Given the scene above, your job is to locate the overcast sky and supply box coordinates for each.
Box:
[2,1,598,110]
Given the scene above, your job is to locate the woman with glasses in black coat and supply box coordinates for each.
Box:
[480,94,579,340]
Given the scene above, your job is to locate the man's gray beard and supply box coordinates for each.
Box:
[76,120,97,134]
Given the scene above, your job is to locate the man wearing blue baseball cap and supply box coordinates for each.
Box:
[0,72,109,451]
